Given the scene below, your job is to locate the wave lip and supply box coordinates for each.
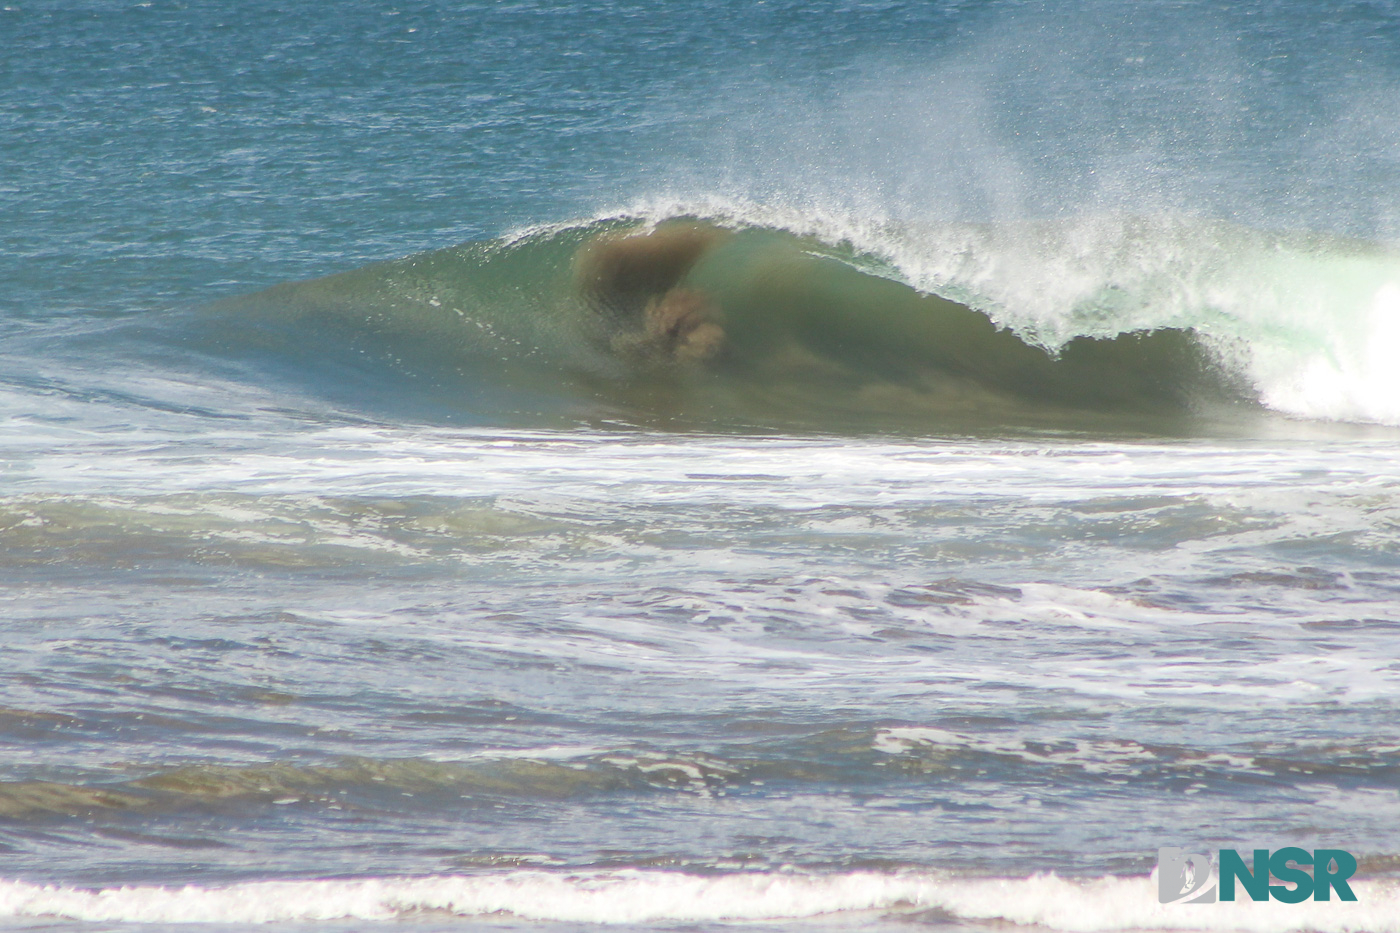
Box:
[2,869,1398,930]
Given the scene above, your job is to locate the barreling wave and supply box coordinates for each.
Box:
[2,869,1398,929]
[187,200,1400,433]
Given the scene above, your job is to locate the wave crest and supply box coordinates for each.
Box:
[192,202,1400,432]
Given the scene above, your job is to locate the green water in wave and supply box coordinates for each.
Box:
[198,219,1251,434]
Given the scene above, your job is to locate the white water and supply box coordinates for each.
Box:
[578,198,1400,427]
[2,869,1397,930]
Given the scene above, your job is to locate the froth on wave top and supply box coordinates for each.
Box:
[2,869,1397,931]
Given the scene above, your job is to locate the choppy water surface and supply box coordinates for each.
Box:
[4,1,1400,930]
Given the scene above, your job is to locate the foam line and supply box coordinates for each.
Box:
[2,870,1397,930]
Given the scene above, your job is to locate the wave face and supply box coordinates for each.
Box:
[186,206,1400,434]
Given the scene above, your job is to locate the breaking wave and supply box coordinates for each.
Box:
[2,869,1398,930]
[175,201,1400,434]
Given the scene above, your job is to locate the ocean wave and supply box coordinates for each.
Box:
[2,868,1397,929]
[186,205,1378,434]
[5,729,1397,821]
[569,200,1400,429]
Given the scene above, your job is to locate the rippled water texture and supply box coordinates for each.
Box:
[4,1,1400,930]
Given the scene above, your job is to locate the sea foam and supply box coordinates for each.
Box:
[2,870,1397,930]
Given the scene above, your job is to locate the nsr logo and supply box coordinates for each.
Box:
[1158,847,1358,904]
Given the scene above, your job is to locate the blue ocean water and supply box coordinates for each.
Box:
[3,1,1400,930]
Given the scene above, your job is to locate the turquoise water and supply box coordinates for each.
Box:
[4,2,1400,930]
